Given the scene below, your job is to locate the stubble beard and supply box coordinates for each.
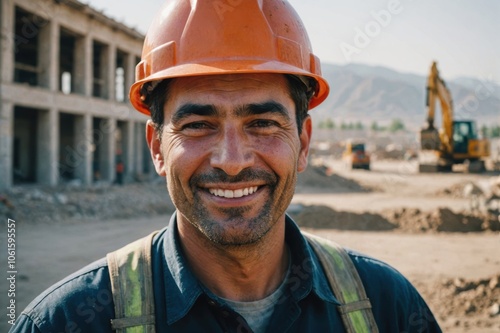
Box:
[174,169,295,247]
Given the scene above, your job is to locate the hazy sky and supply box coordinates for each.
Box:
[85,0,499,81]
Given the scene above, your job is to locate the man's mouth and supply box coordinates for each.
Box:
[208,186,259,199]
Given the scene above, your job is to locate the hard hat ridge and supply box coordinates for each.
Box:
[130,0,330,115]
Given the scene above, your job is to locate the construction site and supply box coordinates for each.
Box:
[1,0,499,333]
[0,0,154,191]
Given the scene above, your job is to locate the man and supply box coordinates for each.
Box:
[10,1,441,332]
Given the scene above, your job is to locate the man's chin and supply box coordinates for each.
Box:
[205,229,268,247]
[197,215,273,247]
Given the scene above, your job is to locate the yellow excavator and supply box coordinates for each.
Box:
[419,61,490,173]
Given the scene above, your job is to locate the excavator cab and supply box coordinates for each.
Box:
[453,121,476,154]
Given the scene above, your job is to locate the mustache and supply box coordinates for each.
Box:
[190,168,278,186]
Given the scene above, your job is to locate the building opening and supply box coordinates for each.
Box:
[59,28,80,94]
[59,113,77,180]
[92,117,114,182]
[115,50,128,102]
[13,107,38,184]
[14,7,47,87]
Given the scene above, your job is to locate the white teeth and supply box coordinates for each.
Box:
[209,186,259,198]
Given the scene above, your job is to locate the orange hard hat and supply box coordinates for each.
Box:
[130,0,330,115]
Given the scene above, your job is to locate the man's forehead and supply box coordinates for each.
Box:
[164,73,293,110]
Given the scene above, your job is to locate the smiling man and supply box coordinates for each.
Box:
[10,1,441,332]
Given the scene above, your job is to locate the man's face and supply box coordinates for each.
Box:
[147,74,311,246]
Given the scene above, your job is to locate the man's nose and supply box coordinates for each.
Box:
[210,127,254,176]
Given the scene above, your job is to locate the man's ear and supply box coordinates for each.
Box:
[297,115,312,173]
[146,120,166,176]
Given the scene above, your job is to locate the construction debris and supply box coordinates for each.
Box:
[417,274,500,330]
[2,183,175,224]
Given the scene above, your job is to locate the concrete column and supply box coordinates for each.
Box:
[107,44,116,101]
[1,0,14,83]
[125,53,136,102]
[37,108,58,185]
[74,35,92,96]
[74,114,92,185]
[0,102,13,190]
[99,118,116,182]
[124,120,135,182]
[134,122,145,178]
[38,20,59,90]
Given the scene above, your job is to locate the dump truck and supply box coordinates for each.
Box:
[343,140,370,170]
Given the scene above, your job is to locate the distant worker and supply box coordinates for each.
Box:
[115,155,124,185]
[10,1,441,332]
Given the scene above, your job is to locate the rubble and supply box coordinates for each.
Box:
[417,275,500,329]
[1,182,175,224]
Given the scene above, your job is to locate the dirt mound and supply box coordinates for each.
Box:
[417,275,500,330]
[1,182,175,224]
[435,181,471,198]
[289,204,396,231]
[382,207,500,232]
[288,205,500,232]
[296,165,370,193]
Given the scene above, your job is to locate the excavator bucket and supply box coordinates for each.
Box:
[420,126,440,151]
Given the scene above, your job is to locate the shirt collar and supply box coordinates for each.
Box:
[163,213,204,325]
[162,213,338,324]
[283,214,338,304]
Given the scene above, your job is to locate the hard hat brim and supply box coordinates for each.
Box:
[130,60,329,116]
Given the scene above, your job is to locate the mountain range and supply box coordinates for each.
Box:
[313,63,500,130]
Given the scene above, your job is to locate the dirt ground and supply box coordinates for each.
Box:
[1,159,499,332]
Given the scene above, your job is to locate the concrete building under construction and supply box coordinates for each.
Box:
[0,0,154,190]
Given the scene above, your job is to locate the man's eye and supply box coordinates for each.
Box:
[251,120,278,128]
[182,122,210,130]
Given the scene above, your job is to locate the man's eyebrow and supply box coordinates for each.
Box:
[171,104,219,123]
[235,102,291,121]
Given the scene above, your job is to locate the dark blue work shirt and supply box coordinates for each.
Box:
[10,214,442,332]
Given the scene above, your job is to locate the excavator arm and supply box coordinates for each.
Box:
[423,61,453,154]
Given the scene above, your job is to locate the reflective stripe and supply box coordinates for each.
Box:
[107,231,158,333]
[107,230,378,333]
[303,231,379,333]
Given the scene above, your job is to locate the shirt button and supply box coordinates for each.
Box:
[208,300,216,306]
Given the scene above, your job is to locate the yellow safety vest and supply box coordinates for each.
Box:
[107,231,378,333]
